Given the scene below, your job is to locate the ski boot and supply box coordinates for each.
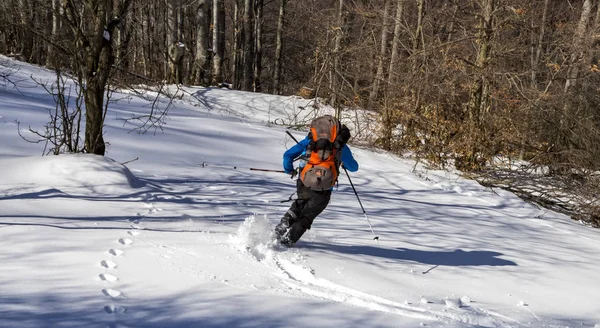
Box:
[275,211,296,246]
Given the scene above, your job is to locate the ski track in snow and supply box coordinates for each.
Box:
[273,257,523,327]
[229,215,524,328]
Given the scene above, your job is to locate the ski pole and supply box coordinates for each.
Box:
[286,132,307,163]
[200,162,286,174]
[249,168,286,173]
[286,130,300,143]
[343,163,379,243]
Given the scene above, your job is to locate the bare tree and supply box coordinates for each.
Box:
[444,0,459,43]
[0,1,7,54]
[191,0,210,85]
[211,0,225,85]
[387,0,405,88]
[166,0,184,84]
[46,0,62,69]
[413,0,425,52]
[231,0,243,89]
[330,0,344,110]
[564,0,593,93]
[530,0,550,87]
[241,0,255,90]
[62,0,133,155]
[369,0,392,108]
[273,0,286,95]
[114,1,131,72]
[254,0,264,92]
[454,0,496,170]
[18,0,33,61]
[23,71,84,155]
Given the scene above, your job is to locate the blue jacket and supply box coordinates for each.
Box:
[283,136,359,174]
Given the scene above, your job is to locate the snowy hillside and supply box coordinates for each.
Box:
[1,57,600,328]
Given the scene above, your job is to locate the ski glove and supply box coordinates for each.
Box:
[338,124,351,144]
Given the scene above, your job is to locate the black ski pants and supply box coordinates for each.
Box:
[284,179,332,243]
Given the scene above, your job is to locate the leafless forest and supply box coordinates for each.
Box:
[1,0,599,225]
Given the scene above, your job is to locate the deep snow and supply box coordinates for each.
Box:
[1,56,600,328]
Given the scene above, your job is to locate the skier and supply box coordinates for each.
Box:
[275,115,359,246]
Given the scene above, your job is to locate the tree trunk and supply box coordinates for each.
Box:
[138,0,148,76]
[387,0,405,88]
[232,0,243,89]
[115,4,130,72]
[18,0,33,61]
[445,0,459,42]
[192,0,210,85]
[242,0,255,91]
[217,0,225,73]
[254,0,264,92]
[469,0,495,119]
[273,0,286,95]
[331,0,344,109]
[166,0,184,84]
[564,0,593,93]
[63,0,132,156]
[595,0,600,28]
[531,0,550,87]
[166,0,176,82]
[459,0,495,170]
[369,0,392,109]
[0,0,6,53]
[46,0,62,68]
[413,0,424,52]
[84,76,107,156]
[212,0,225,85]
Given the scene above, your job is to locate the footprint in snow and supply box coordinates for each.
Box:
[140,193,153,201]
[102,289,123,298]
[99,273,119,282]
[101,260,117,269]
[118,238,133,245]
[109,249,124,256]
[143,202,162,214]
[127,230,140,236]
[444,298,463,309]
[104,305,126,314]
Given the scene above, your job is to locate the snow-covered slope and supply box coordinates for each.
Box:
[1,57,599,328]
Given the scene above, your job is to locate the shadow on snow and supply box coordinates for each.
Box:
[304,242,517,267]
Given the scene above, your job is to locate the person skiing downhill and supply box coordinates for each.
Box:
[275,115,359,246]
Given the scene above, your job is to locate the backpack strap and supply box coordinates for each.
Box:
[332,123,350,171]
